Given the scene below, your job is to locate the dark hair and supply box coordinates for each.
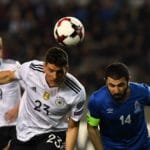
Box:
[104,62,130,80]
[44,47,68,67]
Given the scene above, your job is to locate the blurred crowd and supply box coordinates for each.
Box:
[0,0,149,95]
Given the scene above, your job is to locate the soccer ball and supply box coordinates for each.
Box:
[53,16,85,46]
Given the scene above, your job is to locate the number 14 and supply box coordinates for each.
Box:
[119,114,131,125]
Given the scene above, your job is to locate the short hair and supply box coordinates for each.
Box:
[44,47,68,67]
[104,62,130,80]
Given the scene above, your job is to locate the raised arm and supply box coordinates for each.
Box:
[0,70,16,84]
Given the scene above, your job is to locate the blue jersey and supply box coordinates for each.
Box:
[88,82,150,150]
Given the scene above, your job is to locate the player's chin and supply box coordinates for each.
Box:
[113,94,123,100]
[50,83,58,87]
[50,81,62,87]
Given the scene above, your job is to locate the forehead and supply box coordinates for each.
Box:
[106,77,127,84]
[45,63,63,70]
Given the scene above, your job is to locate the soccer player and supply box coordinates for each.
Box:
[0,47,86,150]
[0,37,22,150]
[87,62,150,150]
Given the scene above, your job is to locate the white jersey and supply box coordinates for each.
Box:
[0,59,21,127]
[14,60,86,141]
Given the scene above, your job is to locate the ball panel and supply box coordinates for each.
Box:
[63,36,80,46]
[57,21,74,36]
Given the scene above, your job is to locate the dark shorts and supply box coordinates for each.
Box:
[0,126,16,149]
[9,131,66,150]
[103,137,150,150]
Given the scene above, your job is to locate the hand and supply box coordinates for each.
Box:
[4,106,18,123]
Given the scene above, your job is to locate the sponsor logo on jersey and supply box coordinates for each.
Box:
[43,91,50,100]
[134,101,141,113]
[31,87,36,92]
[106,108,114,114]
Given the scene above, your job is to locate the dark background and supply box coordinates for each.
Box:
[0,0,149,95]
[0,0,149,149]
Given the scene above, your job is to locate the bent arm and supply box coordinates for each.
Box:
[66,118,79,150]
[87,124,104,150]
[0,70,16,84]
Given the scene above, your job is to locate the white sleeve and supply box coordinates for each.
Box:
[14,61,31,81]
[70,89,86,122]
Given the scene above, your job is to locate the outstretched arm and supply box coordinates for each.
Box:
[0,70,16,84]
[66,118,79,150]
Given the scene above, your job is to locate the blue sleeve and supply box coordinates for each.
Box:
[88,95,100,118]
[147,85,150,105]
[142,84,150,106]
[148,86,150,96]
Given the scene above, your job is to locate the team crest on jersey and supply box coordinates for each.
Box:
[55,96,65,108]
[134,101,141,113]
[43,91,50,100]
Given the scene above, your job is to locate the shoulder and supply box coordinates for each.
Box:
[88,86,108,107]
[64,73,86,94]
[130,82,150,97]
[88,86,108,115]
[22,60,43,66]
[2,59,20,65]
[0,59,20,70]
[22,60,44,73]
[130,82,149,92]
[90,86,108,100]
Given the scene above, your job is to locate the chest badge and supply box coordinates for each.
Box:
[43,91,50,100]
[55,96,65,108]
[134,101,141,113]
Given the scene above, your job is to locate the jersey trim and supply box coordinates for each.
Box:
[87,113,100,126]
[29,63,44,73]
[64,77,81,94]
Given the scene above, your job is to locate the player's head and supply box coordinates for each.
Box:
[44,47,68,67]
[0,37,3,58]
[104,62,130,101]
[43,47,69,87]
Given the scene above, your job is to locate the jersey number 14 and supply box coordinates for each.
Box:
[119,114,131,125]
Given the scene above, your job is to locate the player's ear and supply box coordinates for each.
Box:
[64,65,69,73]
[128,75,131,82]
